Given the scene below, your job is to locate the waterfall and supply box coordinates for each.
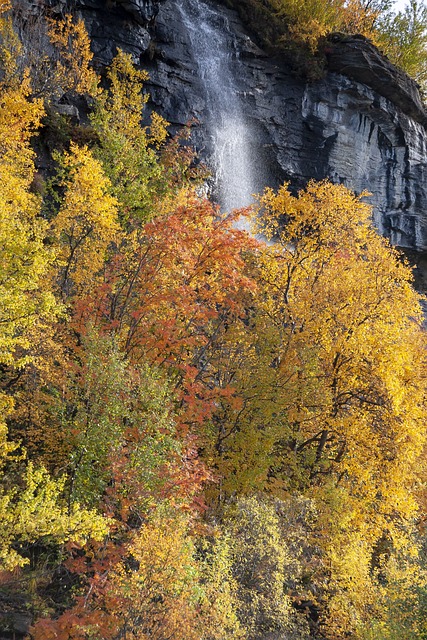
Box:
[177,0,256,212]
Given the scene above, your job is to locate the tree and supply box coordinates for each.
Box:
[105,513,203,640]
[339,0,394,35]
[90,49,197,225]
[0,0,23,88]
[50,142,120,301]
[247,180,426,636]
[377,0,427,89]
[0,26,109,576]
[76,195,257,434]
[266,0,393,51]
[223,495,293,639]
[194,180,426,637]
[0,462,108,572]
[268,0,345,51]
[251,180,425,504]
[48,328,183,515]
[47,13,100,99]
[0,79,55,370]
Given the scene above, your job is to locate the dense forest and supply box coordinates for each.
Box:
[1,0,427,638]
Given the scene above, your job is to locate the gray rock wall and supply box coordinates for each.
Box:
[61,0,427,251]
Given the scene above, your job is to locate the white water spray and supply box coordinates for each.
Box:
[177,0,256,212]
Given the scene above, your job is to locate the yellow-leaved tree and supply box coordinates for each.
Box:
[50,142,120,301]
[250,180,426,636]
[202,179,426,637]
[47,13,100,98]
[0,12,108,571]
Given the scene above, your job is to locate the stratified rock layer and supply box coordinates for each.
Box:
[63,0,427,251]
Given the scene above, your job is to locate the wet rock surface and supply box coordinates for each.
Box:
[29,0,427,251]
[140,1,427,250]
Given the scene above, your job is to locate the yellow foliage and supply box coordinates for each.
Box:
[96,48,150,140]
[282,0,344,50]
[340,0,382,37]
[51,143,120,299]
[90,49,170,223]
[47,13,100,98]
[107,513,202,640]
[224,496,293,636]
[0,462,108,571]
[198,532,245,640]
[0,73,57,372]
[0,186,56,367]
[246,180,427,637]
[0,0,11,14]
[0,10,22,89]
[266,0,388,52]
[0,73,43,167]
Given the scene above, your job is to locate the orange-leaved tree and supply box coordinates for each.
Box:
[74,194,257,434]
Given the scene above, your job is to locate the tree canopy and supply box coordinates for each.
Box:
[0,5,426,640]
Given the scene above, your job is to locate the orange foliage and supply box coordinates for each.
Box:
[73,195,257,434]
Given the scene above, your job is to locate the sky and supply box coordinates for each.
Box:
[392,0,410,12]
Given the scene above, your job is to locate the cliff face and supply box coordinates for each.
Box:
[65,0,427,251]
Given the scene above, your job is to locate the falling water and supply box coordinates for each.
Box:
[177,0,256,212]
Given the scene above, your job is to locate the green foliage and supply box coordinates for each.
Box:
[225,0,427,87]
[91,49,172,224]
[377,0,427,89]
[197,532,245,640]
[223,495,293,638]
[58,328,181,512]
[1,6,427,640]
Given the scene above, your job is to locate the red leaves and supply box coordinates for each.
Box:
[73,196,257,436]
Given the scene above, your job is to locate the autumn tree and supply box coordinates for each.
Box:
[267,0,345,51]
[90,49,198,226]
[265,0,393,51]
[105,513,205,640]
[46,13,100,99]
[377,0,427,89]
[0,0,22,87]
[30,333,237,640]
[358,537,427,639]
[0,80,54,371]
[74,194,256,435]
[0,463,108,572]
[251,180,425,499]
[242,0,427,87]
[2,3,427,637]
[223,495,293,638]
[50,142,120,301]
[249,180,426,636]
[339,0,394,35]
[0,10,108,578]
[190,180,426,637]
[44,328,184,515]
[0,0,54,458]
